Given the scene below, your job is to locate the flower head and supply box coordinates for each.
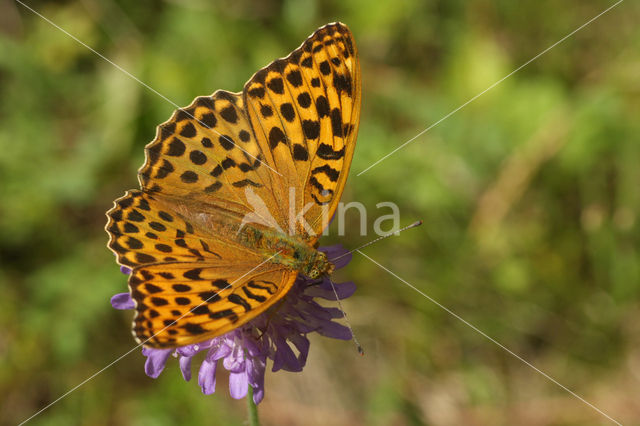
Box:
[111,244,355,404]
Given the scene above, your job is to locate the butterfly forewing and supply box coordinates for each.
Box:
[244,22,360,240]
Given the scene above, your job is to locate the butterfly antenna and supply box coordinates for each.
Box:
[326,220,423,355]
[327,276,364,355]
[331,220,423,262]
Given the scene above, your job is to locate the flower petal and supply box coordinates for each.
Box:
[179,355,192,381]
[253,386,265,404]
[308,280,356,300]
[209,341,233,361]
[229,371,249,399]
[272,336,303,372]
[198,358,217,395]
[317,321,352,340]
[142,348,172,379]
[120,265,132,275]
[246,357,266,389]
[110,293,135,310]
[289,334,310,367]
[223,344,246,373]
[177,340,211,357]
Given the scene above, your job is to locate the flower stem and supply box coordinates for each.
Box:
[247,386,260,426]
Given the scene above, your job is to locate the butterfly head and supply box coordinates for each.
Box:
[305,250,335,279]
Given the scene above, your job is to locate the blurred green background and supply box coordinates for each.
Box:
[1,0,639,424]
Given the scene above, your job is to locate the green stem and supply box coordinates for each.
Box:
[247,386,260,426]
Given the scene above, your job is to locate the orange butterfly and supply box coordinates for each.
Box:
[106,22,360,348]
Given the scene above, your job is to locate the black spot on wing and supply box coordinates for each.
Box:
[232,179,262,188]
[247,281,275,295]
[184,322,206,334]
[189,150,207,165]
[248,86,265,99]
[145,283,162,293]
[333,72,352,96]
[315,95,330,118]
[167,138,186,156]
[239,130,251,142]
[211,279,230,290]
[159,122,176,141]
[302,120,320,139]
[210,165,223,177]
[190,305,210,315]
[158,211,173,222]
[199,113,217,128]
[149,221,166,232]
[124,223,139,233]
[218,135,235,150]
[180,171,198,183]
[180,122,196,138]
[260,104,273,118]
[330,108,343,137]
[155,243,172,253]
[242,286,267,302]
[268,127,287,149]
[183,268,202,280]
[228,294,252,312]
[221,158,236,169]
[267,77,284,94]
[311,192,331,205]
[199,291,221,302]
[155,160,175,179]
[209,309,238,321]
[173,284,191,292]
[204,182,222,193]
[127,210,144,222]
[280,103,296,122]
[286,70,303,87]
[220,105,238,123]
[301,56,313,68]
[293,144,309,161]
[151,297,168,306]
[316,143,345,160]
[297,92,311,108]
[319,60,331,75]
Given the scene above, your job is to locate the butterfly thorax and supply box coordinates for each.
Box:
[239,224,334,279]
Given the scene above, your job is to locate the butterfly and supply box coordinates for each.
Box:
[106,22,360,348]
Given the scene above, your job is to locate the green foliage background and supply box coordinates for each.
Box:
[1,1,639,424]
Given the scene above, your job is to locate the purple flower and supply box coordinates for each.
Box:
[111,245,355,404]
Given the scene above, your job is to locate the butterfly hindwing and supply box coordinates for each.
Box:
[129,264,298,347]
[106,190,300,348]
